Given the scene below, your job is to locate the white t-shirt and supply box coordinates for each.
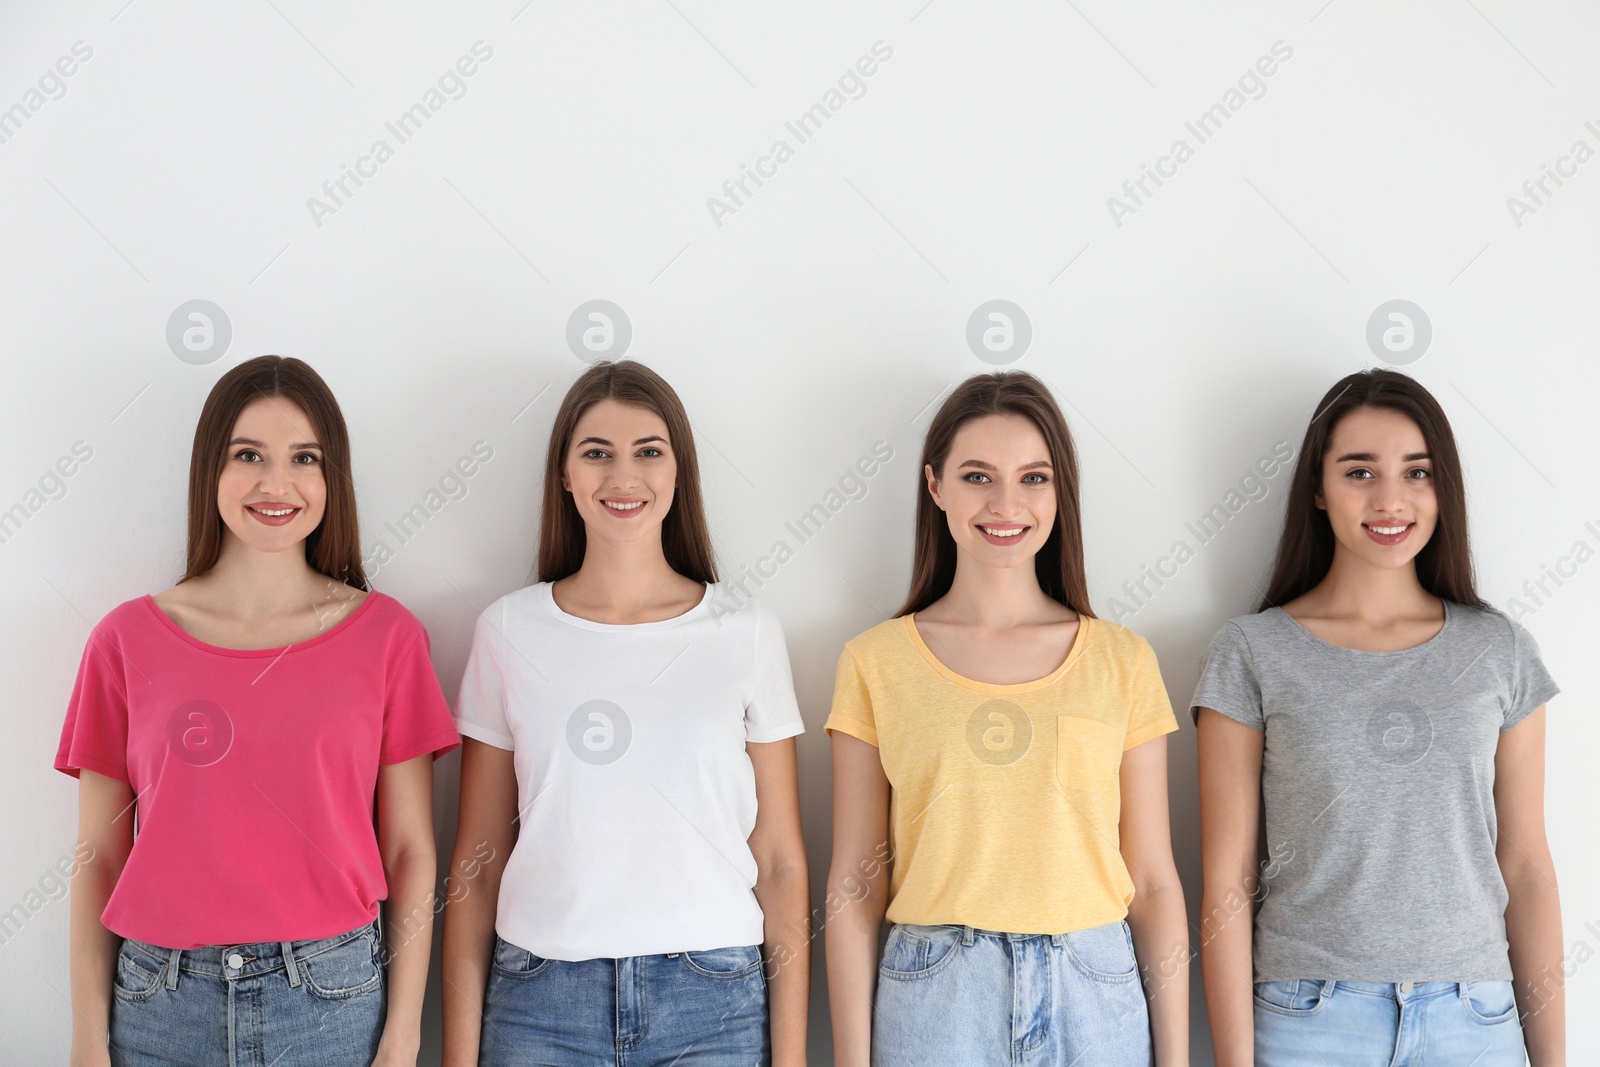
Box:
[453,581,805,961]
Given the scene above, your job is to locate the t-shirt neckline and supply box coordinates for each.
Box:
[1269,598,1452,656]
[541,581,714,632]
[141,590,382,658]
[901,611,1090,694]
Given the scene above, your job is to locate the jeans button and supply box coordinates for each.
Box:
[1399,980,1414,994]
[227,953,245,970]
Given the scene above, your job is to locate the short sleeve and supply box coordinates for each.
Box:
[453,606,516,750]
[822,645,878,747]
[1189,621,1265,731]
[380,628,461,764]
[1502,617,1559,732]
[1123,636,1180,750]
[744,604,805,743]
[54,626,132,782]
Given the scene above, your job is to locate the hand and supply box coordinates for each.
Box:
[369,1029,422,1067]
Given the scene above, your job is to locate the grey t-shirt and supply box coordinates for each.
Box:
[1189,600,1559,982]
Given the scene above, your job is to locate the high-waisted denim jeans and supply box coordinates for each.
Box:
[872,920,1153,1067]
[108,918,385,1067]
[479,935,771,1066]
[1254,978,1527,1065]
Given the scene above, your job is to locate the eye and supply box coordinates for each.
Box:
[1022,472,1050,485]
[234,448,262,463]
[638,447,664,458]
[582,448,610,460]
[1406,467,1432,480]
[1344,467,1373,480]
[962,472,992,485]
[293,452,321,465]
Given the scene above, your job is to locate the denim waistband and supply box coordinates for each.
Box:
[1282,979,1496,1002]
[119,918,380,989]
[894,919,1122,947]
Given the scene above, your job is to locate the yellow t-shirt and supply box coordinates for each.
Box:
[824,612,1178,934]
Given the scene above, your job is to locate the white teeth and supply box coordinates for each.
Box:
[253,507,295,516]
[980,526,1024,537]
[1368,524,1407,535]
[604,500,644,511]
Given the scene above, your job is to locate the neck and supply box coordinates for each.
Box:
[563,528,691,611]
[1307,549,1438,622]
[933,549,1065,627]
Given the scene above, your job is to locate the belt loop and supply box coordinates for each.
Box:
[961,925,975,946]
[163,947,182,990]
[281,942,301,987]
[1457,981,1470,1000]
[1320,979,1337,998]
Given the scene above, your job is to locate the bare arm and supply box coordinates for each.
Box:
[371,754,439,1066]
[1195,708,1264,1067]
[1119,735,1189,1067]
[1495,707,1564,1066]
[440,740,518,1067]
[747,738,810,1067]
[824,731,891,1067]
[68,770,133,1067]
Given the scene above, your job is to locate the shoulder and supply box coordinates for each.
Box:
[87,596,159,643]
[1446,601,1535,648]
[840,615,913,663]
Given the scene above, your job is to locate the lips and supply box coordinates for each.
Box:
[976,523,1028,545]
[246,503,301,527]
[602,499,646,518]
[1363,521,1412,546]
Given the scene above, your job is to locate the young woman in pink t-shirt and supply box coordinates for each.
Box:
[57,356,460,1067]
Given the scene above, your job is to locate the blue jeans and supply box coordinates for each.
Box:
[1254,978,1527,1065]
[480,935,771,1066]
[872,920,1153,1067]
[108,918,385,1067]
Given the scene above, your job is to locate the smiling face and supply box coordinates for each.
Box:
[216,395,327,554]
[561,398,677,544]
[926,413,1058,568]
[1314,405,1438,570]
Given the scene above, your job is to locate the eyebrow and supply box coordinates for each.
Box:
[576,435,668,448]
[955,459,1052,472]
[1333,451,1430,462]
[229,437,322,450]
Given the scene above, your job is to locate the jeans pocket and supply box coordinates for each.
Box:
[301,929,383,1000]
[489,935,555,980]
[1062,920,1139,983]
[877,924,962,982]
[1056,715,1122,795]
[1254,978,1330,1017]
[112,943,166,1003]
[1461,980,1519,1024]
[681,944,764,980]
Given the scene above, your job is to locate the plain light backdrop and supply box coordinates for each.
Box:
[3,1,1597,1062]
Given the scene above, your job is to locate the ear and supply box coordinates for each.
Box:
[924,462,944,511]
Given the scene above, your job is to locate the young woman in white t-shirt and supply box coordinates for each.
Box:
[442,359,810,1067]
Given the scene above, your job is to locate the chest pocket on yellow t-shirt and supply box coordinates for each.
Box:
[1055,715,1123,795]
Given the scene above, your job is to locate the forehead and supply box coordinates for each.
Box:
[572,398,670,440]
[949,413,1048,455]
[1326,406,1426,453]
[231,395,315,437]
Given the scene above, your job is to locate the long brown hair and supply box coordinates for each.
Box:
[1257,368,1486,612]
[537,360,717,585]
[181,356,365,588]
[897,371,1095,619]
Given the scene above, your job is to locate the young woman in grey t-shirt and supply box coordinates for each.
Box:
[1192,369,1564,1067]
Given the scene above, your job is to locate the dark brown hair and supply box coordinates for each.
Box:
[182,355,365,589]
[537,360,717,585]
[1258,368,1486,611]
[897,371,1095,619]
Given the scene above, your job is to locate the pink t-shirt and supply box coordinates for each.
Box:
[54,591,460,949]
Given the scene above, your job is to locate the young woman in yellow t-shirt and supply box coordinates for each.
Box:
[824,370,1190,1066]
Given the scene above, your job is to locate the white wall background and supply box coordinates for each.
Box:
[3,1,1597,1062]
